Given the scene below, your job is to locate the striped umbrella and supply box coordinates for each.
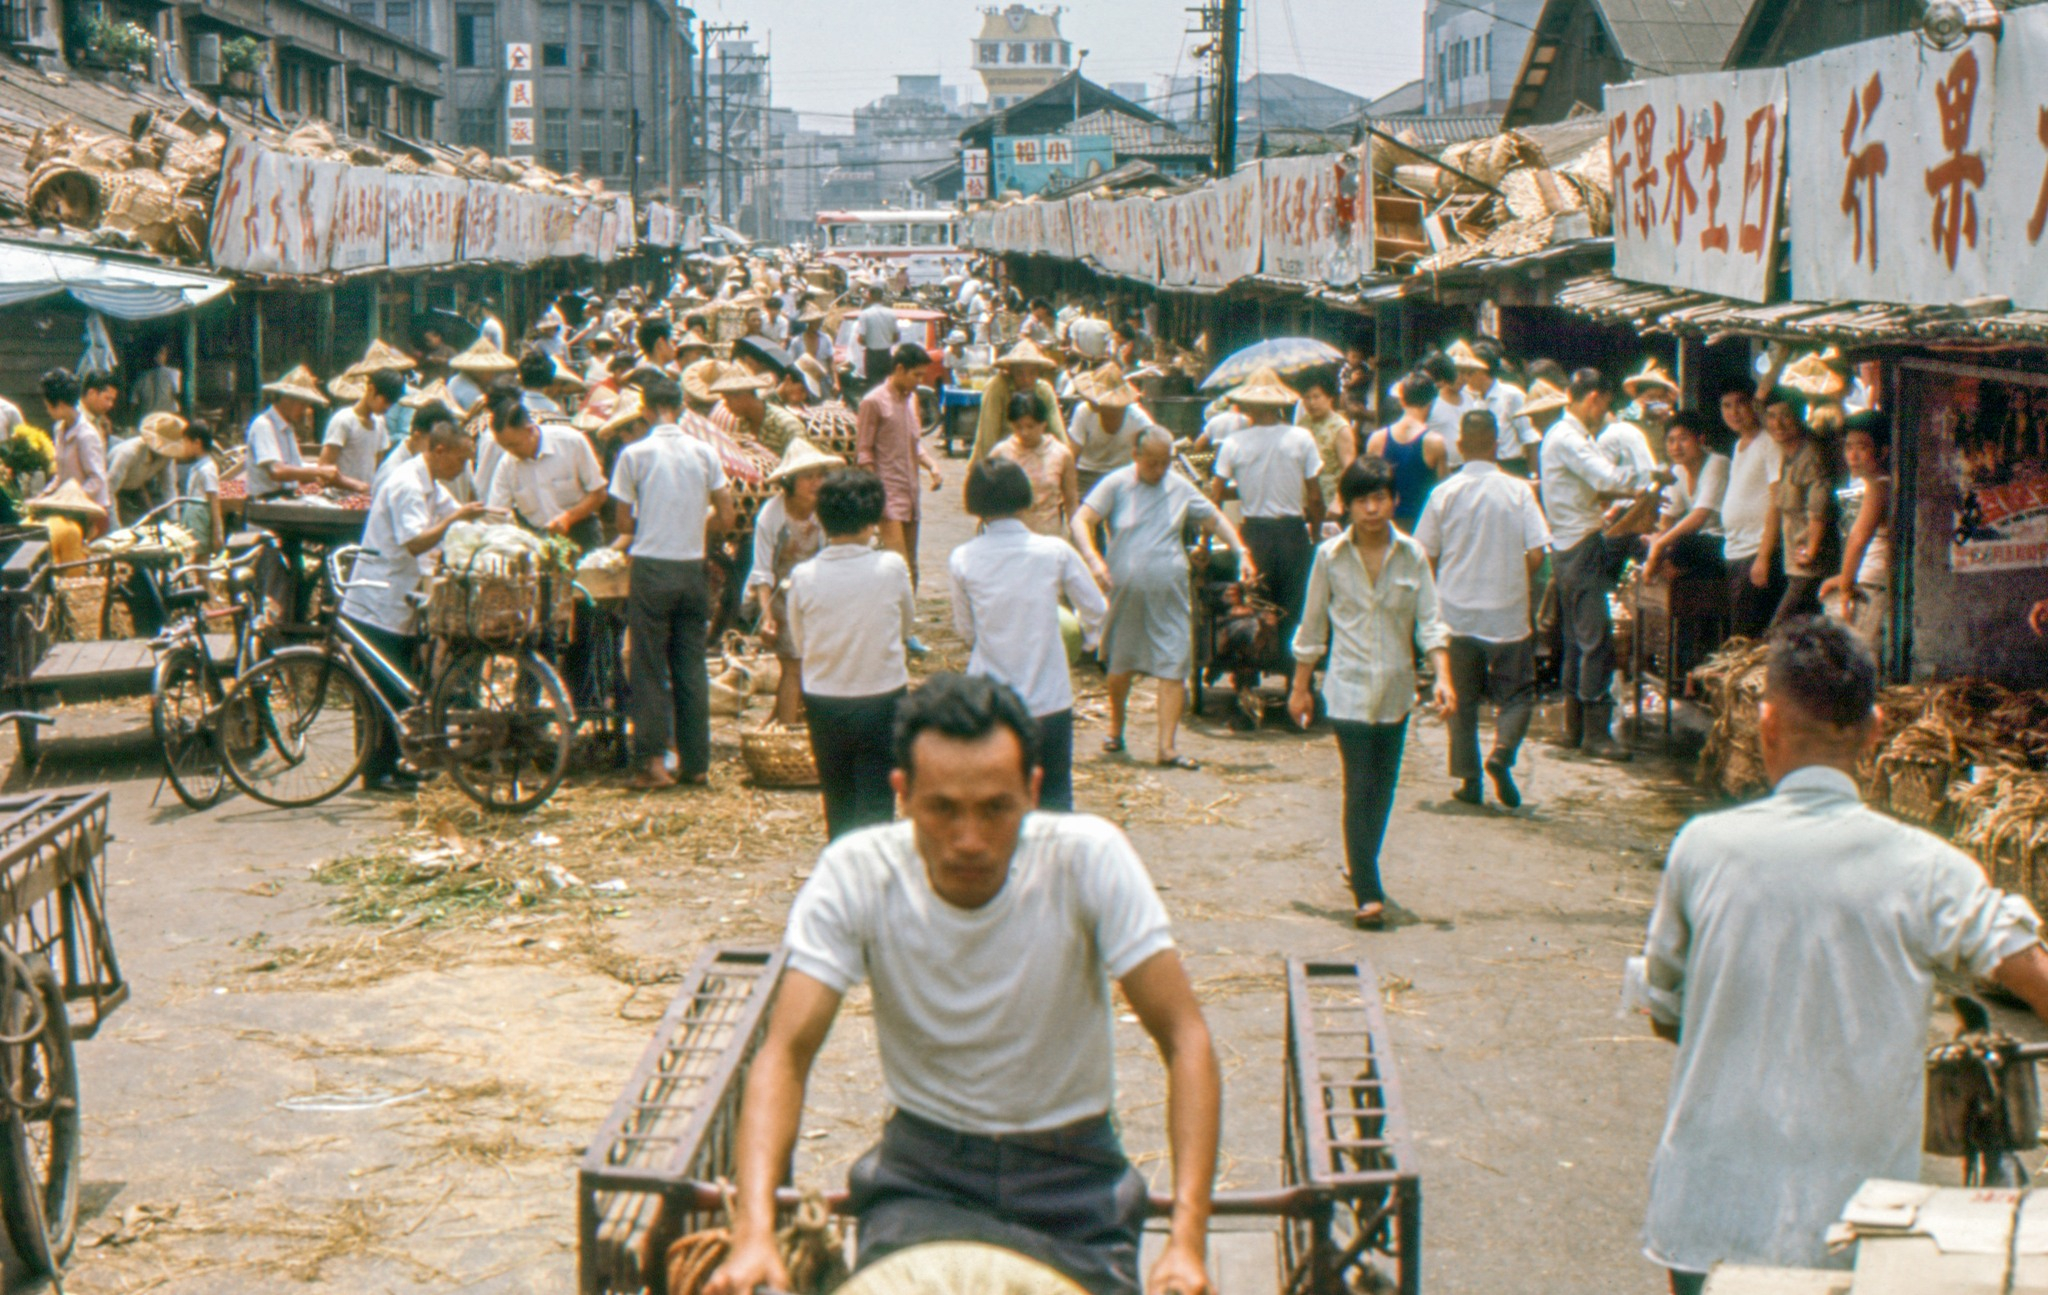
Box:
[1200,337,1346,391]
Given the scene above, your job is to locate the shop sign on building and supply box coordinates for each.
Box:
[1786,28,2000,306]
[328,166,388,270]
[992,134,1112,197]
[1605,67,1787,304]
[508,117,535,148]
[1259,151,1372,285]
[208,137,340,275]
[506,42,531,70]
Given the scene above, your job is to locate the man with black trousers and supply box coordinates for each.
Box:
[1538,369,1670,762]
[1208,368,1324,663]
[609,375,735,790]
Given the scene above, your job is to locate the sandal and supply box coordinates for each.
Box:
[1101,737,1126,754]
[1156,754,1200,771]
[1353,903,1387,931]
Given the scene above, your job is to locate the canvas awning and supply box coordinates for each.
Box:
[0,241,232,320]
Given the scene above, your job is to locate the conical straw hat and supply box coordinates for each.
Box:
[766,437,844,482]
[1446,338,1490,371]
[995,338,1058,370]
[1521,378,1568,417]
[344,338,417,377]
[262,364,330,406]
[1073,363,1140,410]
[448,337,519,375]
[1622,360,1678,395]
[1228,367,1301,407]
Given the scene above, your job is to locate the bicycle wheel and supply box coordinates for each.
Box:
[430,648,573,813]
[221,649,376,808]
[0,957,79,1272]
[151,648,228,810]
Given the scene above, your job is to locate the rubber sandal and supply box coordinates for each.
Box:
[1156,754,1200,771]
[1354,904,1387,931]
[1101,737,1126,754]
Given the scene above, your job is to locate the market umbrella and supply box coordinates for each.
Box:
[1200,337,1345,391]
[413,308,478,350]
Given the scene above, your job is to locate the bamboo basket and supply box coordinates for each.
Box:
[427,568,541,647]
[741,723,818,788]
[1874,751,1966,829]
[1953,771,2048,914]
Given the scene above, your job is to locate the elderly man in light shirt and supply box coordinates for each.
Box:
[1539,368,1669,762]
[1635,617,2048,1293]
[1413,410,1551,810]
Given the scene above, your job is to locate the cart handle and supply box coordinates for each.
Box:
[0,712,53,730]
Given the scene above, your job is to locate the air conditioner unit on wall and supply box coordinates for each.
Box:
[191,30,220,84]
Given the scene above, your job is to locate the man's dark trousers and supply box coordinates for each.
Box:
[625,557,711,777]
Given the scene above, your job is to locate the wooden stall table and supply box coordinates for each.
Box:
[242,497,369,631]
[1629,572,1730,745]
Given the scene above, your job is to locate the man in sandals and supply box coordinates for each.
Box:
[707,674,1221,1295]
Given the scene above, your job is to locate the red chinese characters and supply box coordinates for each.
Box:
[1838,75,1888,269]
[1631,106,1663,238]
[1741,103,1780,257]
[1923,49,1986,270]
[1661,113,1699,240]
[1699,103,1731,253]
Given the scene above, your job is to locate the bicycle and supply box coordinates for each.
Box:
[219,547,576,813]
[148,532,276,810]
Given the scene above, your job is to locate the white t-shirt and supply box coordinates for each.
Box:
[1069,403,1157,476]
[786,543,915,698]
[1412,462,1552,643]
[1215,422,1322,518]
[1427,390,1472,467]
[1598,421,1660,476]
[322,406,388,490]
[1200,411,1250,448]
[340,456,457,635]
[1666,452,1731,539]
[782,813,1174,1135]
[607,424,728,561]
[1720,433,1784,562]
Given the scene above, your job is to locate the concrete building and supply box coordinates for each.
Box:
[1422,0,1545,116]
[435,0,686,197]
[822,73,973,212]
[703,37,770,229]
[971,4,1070,111]
[769,108,842,247]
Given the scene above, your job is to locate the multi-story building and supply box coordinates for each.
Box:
[768,107,842,246]
[1421,0,1545,116]
[823,73,974,212]
[701,37,769,226]
[971,4,1070,111]
[440,0,686,196]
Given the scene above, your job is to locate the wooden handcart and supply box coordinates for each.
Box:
[0,778,124,1280]
[575,951,1421,1295]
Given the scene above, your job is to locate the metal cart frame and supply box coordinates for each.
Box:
[576,951,1421,1295]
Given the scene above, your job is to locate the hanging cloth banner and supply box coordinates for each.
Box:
[328,166,388,272]
[207,136,341,275]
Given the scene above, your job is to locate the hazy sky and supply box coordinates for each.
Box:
[686,0,1426,130]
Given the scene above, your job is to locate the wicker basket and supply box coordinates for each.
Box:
[575,559,629,603]
[1875,752,1964,829]
[428,567,541,647]
[741,723,818,788]
[1954,771,2048,914]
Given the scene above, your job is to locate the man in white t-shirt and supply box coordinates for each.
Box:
[1643,411,1732,582]
[319,370,403,495]
[705,674,1220,1295]
[1716,385,1785,638]
[1211,369,1324,657]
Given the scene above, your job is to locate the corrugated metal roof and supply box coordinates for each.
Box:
[1358,115,1503,147]
[1063,108,1210,157]
[1556,271,2048,346]
[1601,0,1753,75]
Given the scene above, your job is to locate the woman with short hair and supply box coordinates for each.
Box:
[989,390,1079,538]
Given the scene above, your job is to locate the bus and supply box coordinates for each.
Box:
[815,209,964,286]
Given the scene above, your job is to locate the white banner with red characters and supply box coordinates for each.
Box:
[1260,155,1346,282]
[327,166,388,271]
[1991,6,2048,310]
[387,173,468,269]
[207,137,342,275]
[1606,68,1787,303]
[1214,166,1265,287]
[1787,30,2000,305]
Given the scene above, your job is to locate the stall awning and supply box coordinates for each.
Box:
[0,241,231,320]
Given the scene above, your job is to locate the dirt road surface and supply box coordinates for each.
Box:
[4,454,1996,1295]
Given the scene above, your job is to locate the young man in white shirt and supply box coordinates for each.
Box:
[1422,352,1471,469]
[319,370,403,495]
[1642,411,1731,581]
[339,409,487,791]
[951,459,1109,813]
[854,290,900,396]
[1636,618,2048,1293]
[1211,369,1325,658]
[786,468,915,839]
[1717,384,1784,638]
[705,674,1220,1295]
[609,376,734,790]
[1413,411,1552,809]
[1461,339,1535,475]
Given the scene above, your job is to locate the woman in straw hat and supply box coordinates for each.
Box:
[1071,426,1257,771]
[747,438,842,726]
[1069,363,1160,498]
[967,338,1068,471]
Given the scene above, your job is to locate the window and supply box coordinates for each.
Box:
[540,3,568,66]
[580,4,602,70]
[611,6,626,72]
[579,115,602,172]
[977,42,997,64]
[542,106,569,169]
[454,4,493,67]
[1033,42,1050,63]
[1059,42,1070,64]
[1484,32,1491,71]
[457,107,495,147]
[384,0,411,41]
[349,0,375,21]
[1006,42,1024,63]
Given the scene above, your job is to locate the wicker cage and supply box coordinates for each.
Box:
[1875,752,1965,829]
[1954,772,2048,913]
[741,723,818,788]
[427,568,542,647]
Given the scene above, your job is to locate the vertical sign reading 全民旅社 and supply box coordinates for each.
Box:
[1786,29,1999,305]
[1605,67,1787,304]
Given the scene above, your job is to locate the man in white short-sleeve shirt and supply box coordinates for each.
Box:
[705,675,1221,1295]
[1413,410,1552,809]
[1211,371,1324,657]
[608,376,734,789]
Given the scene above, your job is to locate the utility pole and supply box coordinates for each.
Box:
[754,34,771,243]
[1212,0,1241,176]
[700,20,747,220]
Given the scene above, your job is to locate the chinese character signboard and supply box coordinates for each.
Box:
[1991,7,2048,310]
[1605,68,1787,303]
[207,136,341,275]
[962,149,989,175]
[964,175,989,200]
[992,135,1114,197]
[1259,154,1348,283]
[508,116,535,148]
[508,80,534,109]
[1787,30,1999,305]
[506,42,531,70]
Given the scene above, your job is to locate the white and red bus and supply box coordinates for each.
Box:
[815,209,964,286]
